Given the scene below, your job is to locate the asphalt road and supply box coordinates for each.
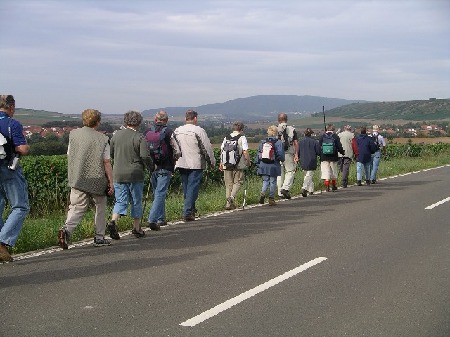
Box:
[1,165,449,337]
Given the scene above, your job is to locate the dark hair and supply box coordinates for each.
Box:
[304,128,313,137]
[360,126,367,134]
[185,109,198,121]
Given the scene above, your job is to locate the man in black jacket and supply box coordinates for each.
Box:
[298,128,321,197]
[319,124,345,192]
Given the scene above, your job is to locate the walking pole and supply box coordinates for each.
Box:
[241,169,248,209]
[322,105,326,132]
[140,172,152,226]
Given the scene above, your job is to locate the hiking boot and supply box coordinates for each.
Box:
[331,185,338,192]
[268,197,276,206]
[0,244,13,263]
[107,220,120,240]
[259,193,265,204]
[325,185,331,192]
[301,189,308,198]
[148,222,161,231]
[93,237,111,247]
[225,197,236,210]
[184,214,195,222]
[132,228,146,238]
[357,180,362,186]
[371,179,376,184]
[366,180,371,185]
[281,189,291,199]
[58,228,69,250]
[341,180,348,188]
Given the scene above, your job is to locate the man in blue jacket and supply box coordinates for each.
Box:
[356,126,377,186]
[298,128,321,197]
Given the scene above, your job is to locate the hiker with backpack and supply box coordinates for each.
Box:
[276,113,299,199]
[255,125,285,206]
[107,111,153,239]
[145,110,181,230]
[174,110,216,221]
[298,128,321,197]
[219,121,251,210]
[337,125,355,188]
[356,126,377,186]
[369,125,386,184]
[319,124,345,192]
[0,95,30,262]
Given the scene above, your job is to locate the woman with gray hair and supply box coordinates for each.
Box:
[107,110,153,238]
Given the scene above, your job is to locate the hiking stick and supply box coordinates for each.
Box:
[140,173,152,226]
[322,105,326,132]
[241,170,248,209]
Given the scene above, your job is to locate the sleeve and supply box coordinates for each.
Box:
[103,142,111,160]
[240,135,249,151]
[199,128,216,166]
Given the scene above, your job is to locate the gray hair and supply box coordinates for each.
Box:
[155,110,168,123]
[124,110,143,127]
[232,121,244,132]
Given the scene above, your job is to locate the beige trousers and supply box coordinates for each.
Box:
[64,188,107,240]
[223,169,245,199]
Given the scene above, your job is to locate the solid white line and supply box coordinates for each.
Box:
[425,197,450,210]
[180,257,328,327]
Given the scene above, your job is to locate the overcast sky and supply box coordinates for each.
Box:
[1,0,449,114]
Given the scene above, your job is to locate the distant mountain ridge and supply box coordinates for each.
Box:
[142,95,367,119]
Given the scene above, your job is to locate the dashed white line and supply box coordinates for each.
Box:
[180,257,328,327]
[425,197,450,210]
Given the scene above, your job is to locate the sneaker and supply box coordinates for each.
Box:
[357,180,362,186]
[0,244,13,263]
[158,221,168,227]
[259,193,265,204]
[148,222,161,231]
[58,228,69,250]
[331,185,337,191]
[268,197,276,206]
[93,237,111,247]
[225,197,235,210]
[281,189,291,199]
[132,228,146,238]
[371,179,376,184]
[366,180,371,186]
[107,220,120,240]
[301,189,308,198]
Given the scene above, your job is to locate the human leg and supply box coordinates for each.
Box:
[92,193,108,241]
[370,151,381,182]
[148,169,172,225]
[181,169,203,218]
[64,188,89,235]
[356,162,363,185]
[0,167,30,247]
[277,162,286,197]
[280,153,296,192]
[341,158,351,187]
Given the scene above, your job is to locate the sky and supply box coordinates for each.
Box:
[1,0,449,115]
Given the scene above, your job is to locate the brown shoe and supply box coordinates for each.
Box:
[0,244,13,263]
[268,197,276,206]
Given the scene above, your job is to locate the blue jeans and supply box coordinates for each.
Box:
[261,175,277,198]
[179,168,203,217]
[370,151,381,181]
[356,162,371,181]
[148,169,172,224]
[112,182,144,219]
[0,165,30,246]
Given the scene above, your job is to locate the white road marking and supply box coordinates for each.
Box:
[180,257,328,327]
[425,197,450,210]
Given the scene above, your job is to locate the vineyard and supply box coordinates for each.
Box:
[20,143,450,218]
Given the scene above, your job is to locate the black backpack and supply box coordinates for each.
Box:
[371,133,381,151]
[278,127,290,151]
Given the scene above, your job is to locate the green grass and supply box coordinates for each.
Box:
[10,152,450,255]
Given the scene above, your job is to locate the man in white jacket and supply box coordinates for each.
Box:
[174,110,216,221]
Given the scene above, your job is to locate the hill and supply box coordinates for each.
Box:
[325,99,450,121]
[142,95,366,120]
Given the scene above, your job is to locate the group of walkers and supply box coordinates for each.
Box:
[0,94,385,262]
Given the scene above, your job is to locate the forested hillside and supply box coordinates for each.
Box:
[325,99,450,120]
